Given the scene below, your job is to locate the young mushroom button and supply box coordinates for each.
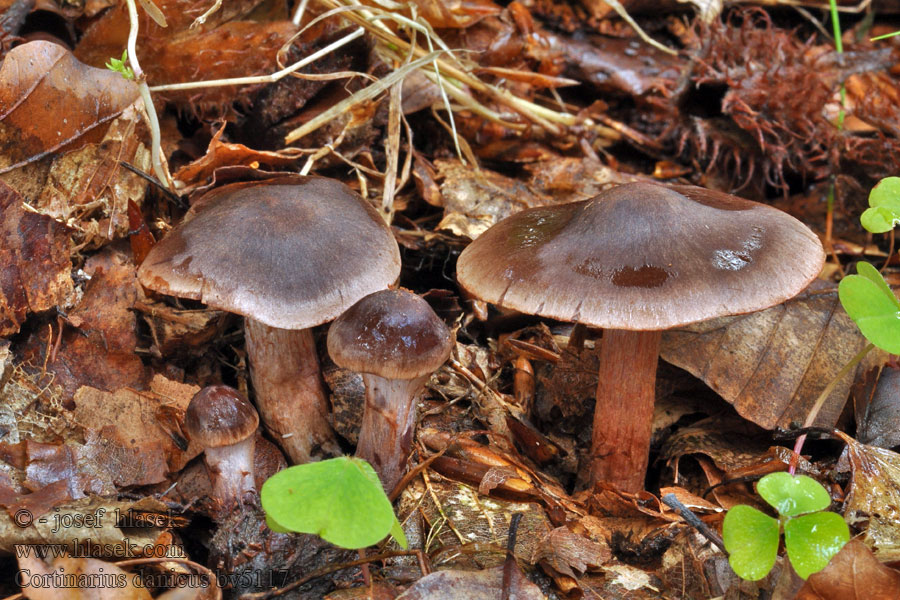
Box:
[184,385,259,512]
[138,176,401,465]
[456,182,825,492]
[327,289,454,493]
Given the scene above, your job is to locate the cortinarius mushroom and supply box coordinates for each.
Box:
[139,176,401,464]
[327,289,454,492]
[184,384,259,509]
[457,182,825,491]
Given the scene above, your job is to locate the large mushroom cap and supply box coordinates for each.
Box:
[328,289,454,379]
[138,176,401,329]
[457,182,825,330]
[184,385,259,448]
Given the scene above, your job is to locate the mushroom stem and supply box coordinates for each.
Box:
[244,318,340,464]
[589,328,662,492]
[356,373,427,493]
[204,435,257,509]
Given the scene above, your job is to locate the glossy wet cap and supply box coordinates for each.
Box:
[328,289,454,379]
[184,385,259,448]
[457,182,825,330]
[138,176,401,329]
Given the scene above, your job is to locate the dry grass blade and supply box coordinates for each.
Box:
[284,51,443,143]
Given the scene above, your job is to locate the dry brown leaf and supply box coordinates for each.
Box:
[18,555,152,599]
[855,367,900,449]
[435,159,552,239]
[0,496,164,556]
[172,125,301,193]
[796,539,900,599]
[26,104,150,246]
[395,565,547,599]
[0,41,140,174]
[18,246,147,401]
[660,285,885,430]
[73,374,201,473]
[838,431,900,561]
[532,526,611,577]
[396,476,552,571]
[0,180,74,336]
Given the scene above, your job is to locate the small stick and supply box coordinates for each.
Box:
[501,513,523,600]
[661,493,726,554]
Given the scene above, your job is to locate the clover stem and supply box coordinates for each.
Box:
[789,342,874,475]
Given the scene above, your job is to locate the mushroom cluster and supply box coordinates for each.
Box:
[457,182,825,491]
[139,176,401,464]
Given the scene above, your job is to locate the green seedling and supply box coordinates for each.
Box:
[723,472,849,580]
[261,456,407,550]
[105,50,135,80]
[860,176,900,234]
[838,175,900,356]
[839,261,900,355]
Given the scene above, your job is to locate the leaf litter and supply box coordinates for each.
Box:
[2,0,900,597]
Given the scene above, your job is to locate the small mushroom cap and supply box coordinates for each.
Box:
[138,176,401,329]
[184,385,259,448]
[457,182,825,330]
[327,289,454,379]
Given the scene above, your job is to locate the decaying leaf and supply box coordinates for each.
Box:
[72,374,201,473]
[0,179,73,336]
[660,286,885,430]
[396,476,552,571]
[26,104,151,246]
[18,555,152,599]
[17,246,147,401]
[0,496,165,556]
[172,125,302,193]
[855,367,900,449]
[796,539,900,600]
[532,525,611,577]
[838,431,900,560]
[395,564,546,599]
[435,159,552,239]
[0,41,140,174]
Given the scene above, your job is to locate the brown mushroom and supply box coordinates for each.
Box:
[327,289,454,492]
[457,182,825,491]
[139,176,401,464]
[184,384,259,510]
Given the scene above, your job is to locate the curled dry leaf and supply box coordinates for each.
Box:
[0,41,140,174]
[0,180,73,336]
[660,285,885,430]
[837,431,900,561]
[172,125,301,194]
[796,539,900,600]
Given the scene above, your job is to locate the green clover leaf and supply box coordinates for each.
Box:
[839,261,900,354]
[722,505,780,581]
[861,177,900,233]
[261,456,407,550]
[783,512,850,579]
[757,472,831,517]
